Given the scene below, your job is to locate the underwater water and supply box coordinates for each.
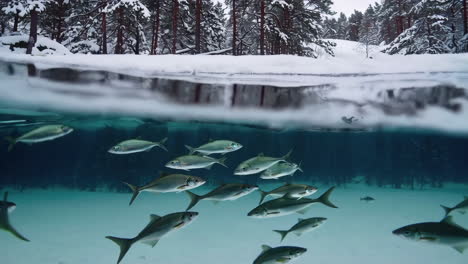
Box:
[1,61,468,264]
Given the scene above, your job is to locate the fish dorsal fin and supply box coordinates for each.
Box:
[258,153,264,157]
[440,216,465,230]
[261,245,271,252]
[298,218,304,222]
[150,214,161,221]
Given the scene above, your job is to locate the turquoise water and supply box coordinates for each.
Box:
[1,61,468,264]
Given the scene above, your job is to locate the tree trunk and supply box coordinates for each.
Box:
[102,5,107,54]
[27,9,39,55]
[260,0,265,55]
[195,0,201,53]
[172,0,179,54]
[151,0,160,55]
[13,12,19,32]
[232,0,237,55]
[463,0,468,35]
[135,12,140,55]
[115,7,124,54]
[55,1,65,43]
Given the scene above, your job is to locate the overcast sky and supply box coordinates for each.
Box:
[332,0,378,16]
[212,0,379,17]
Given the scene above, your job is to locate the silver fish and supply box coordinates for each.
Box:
[0,192,29,242]
[107,211,199,264]
[253,245,306,264]
[274,217,327,242]
[185,183,258,210]
[185,140,242,155]
[260,162,303,180]
[165,154,227,170]
[441,196,468,216]
[234,150,292,175]
[123,173,206,205]
[108,137,167,154]
[393,216,468,253]
[5,124,73,151]
[258,184,318,204]
[248,187,338,218]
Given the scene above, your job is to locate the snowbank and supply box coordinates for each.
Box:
[0,34,70,56]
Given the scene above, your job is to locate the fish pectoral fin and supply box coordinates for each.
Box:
[267,211,280,215]
[294,232,302,237]
[205,164,213,170]
[296,208,309,215]
[453,245,468,254]
[276,257,291,263]
[177,184,189,190]
[419,236,437,241]
[173,222,185,229]
[142,239,159,248]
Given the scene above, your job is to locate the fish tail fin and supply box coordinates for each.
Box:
[123,182,140,206]
[185,190,202,211]
[106,236,134,264]
[258,190,268,204]
[441,205,452,216]
[273,230,288,242]
[5,136,16,152]
[282,149,293,161]
[157,137,168,151]
[217,157,228,168]
[297,161,303,172]
[317,186,338,208]
[185,145,196,154]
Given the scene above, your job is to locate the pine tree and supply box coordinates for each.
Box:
[359,5,380,57]
[348,10,363,41]
[384,0,453,54]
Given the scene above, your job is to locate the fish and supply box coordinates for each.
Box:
[273,217,327,242]
[106,211,199,264]
[0,192,29,242]
[184,183,258,210]
[185,140,242,155]
[392,216,468,253]
[248,187,338,218]
[108,137,168,154]
[5,124,73,151]
[258,184,318,204]
[234,150,292,175]
[0,200,16,214]
[441,196,468,216]
[165,154,227,170]
[253,245,306,264]
[123,173,206,205]
[360,196,375,202]
[260,162,303,180]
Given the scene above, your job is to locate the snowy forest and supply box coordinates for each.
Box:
[0,0,467,56]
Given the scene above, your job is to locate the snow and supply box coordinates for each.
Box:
[0,34,71,56]
[1,184,468,264]
[0,39,466,86]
